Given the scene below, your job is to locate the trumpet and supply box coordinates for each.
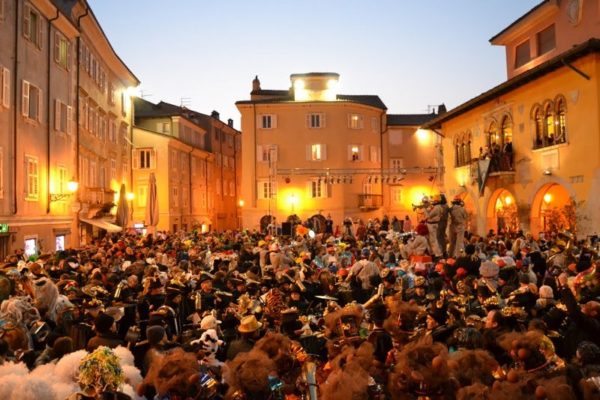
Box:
[363,284,384,308]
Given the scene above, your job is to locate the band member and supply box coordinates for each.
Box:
[449,196,469,258]
[422,196,443,259]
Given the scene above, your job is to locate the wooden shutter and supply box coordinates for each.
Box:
[66,42,71,70]
[2,67,9,108]
[359,145,365,161]
[271,115,277,129]
[321,113,326,128]
[54,99,61,130]
[132,150,139,169]
[21,80,29,117]
[321,144,327,160]
[23,5,30,39]
[53,32,60,63]
[67,106,73,134]
[270,145,278,162]
[37,87,42,121]
[150,149,157,169]
[36,12,42,48]
[347,145,353,161]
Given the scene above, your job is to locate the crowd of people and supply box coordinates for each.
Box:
[0,201,599,399]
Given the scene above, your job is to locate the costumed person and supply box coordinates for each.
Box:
[448,196,468,258]
[401,223,431,260]
[420,197,443,259]
[436,195,449,257]
[68,346,128,400]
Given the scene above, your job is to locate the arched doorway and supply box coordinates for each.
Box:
[309,214,327,234]
[486,189,518,235]
[260,215,275,234]
[531,183,572,236]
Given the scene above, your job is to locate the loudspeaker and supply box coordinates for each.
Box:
[281,222,293,236]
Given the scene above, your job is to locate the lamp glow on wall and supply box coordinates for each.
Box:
[288,194,298,213]
[415,129,430,146]
[543,193,552,204]
[49,177,78,202]
[238,199,245,207]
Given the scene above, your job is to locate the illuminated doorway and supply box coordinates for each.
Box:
[531,183,572,236]
[487,189,518,235]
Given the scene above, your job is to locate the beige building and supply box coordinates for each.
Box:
[133,98,240,233]
[236,73,441,232]
[0,0,137,258]
[424,0,600,238]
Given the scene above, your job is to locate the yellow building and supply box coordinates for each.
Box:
[424,0,600,237]
[0,0,137,257]
[236,73,441,232]
[133,98,243,233]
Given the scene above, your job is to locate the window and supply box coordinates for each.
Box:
[371,117,379,132]
[391,187,402,205]
[391,158,404,172]
[348,114,364,129]
[309,179,329,199]
[537,25,555,56]
[389,130,403,145]
[22,80,42,121]
[501,116,512,147]
[54,100,72,134]
[515,40,531,68]
[307,113,325,128]
[110,159,116,180]
[556,98,567,143]
[23,5,42,48]
[216,179,221,196]
[257,144,278,162]
[369,146,381,163]
[53,32,70,69]
[172,186,179,206]
[89,160,97,187]
[55,235,65,251]
[1,67,9,108]
[98,113,106,141]
[25,155,39,200]
[24,237,37,257]
[121,91,127,116]
[544,105,555,145]
[170,149,177,170]
[230,181,235,197]
[307,144,326,161]
[137,185,147,207]
[108,119,116,143]
[259,114,276,129]
[57,165,67,194]
[348,145,363,161]
[134,148,154,169]
[157,122,170,134]
[0,0,5,21]
[108,82,116,105]
[487,121,500,148]
[258,180,276,199]
[362,183,372,195]
[225,134,234,147]
[533,107,544,148]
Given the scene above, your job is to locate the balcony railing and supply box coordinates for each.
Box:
[358,194,383,209]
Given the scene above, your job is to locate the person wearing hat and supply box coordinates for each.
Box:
[195,273,218,313]
[367,301,393,364]
[448,196,468,258]
[86,312,123,351]
[421,196,444,260]
[226,315,262,361]
[347,247,380,303]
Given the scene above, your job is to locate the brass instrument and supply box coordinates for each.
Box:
[114,281,127,300]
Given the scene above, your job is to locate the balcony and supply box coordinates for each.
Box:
[358,194,383,210]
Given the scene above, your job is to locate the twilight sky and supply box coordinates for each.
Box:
[89,0,540,127]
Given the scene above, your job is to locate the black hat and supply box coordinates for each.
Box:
[146,325,166,346]
[199,273,213,284]
[94,312,115,334]
[428,308,447,326]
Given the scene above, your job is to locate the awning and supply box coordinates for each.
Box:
[79,217,123,233]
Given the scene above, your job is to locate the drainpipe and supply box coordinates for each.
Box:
[46,9,60,214]
[188,147,193,227]
[75,4,89,243]
[379,110,385,211]
[12,0,19,215]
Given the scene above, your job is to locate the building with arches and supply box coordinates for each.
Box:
[424,0,600,238]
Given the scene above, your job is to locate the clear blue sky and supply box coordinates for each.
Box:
[89,0,540,126]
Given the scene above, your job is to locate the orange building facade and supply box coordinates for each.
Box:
[425,0,600,238]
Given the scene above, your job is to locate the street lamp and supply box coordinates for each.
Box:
[49,177,78,202]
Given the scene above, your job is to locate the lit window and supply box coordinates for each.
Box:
[310,179,328,199]
[349,145,361,161]
[54,32,70,69]
[544,105,555,145]
[55,235,65,251]
[349,114,363,129]
[556,99,567,144]
[310,144,325,161]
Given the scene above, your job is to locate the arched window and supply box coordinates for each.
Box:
[544,104,555,146]
[556,98,567,144]
[501,116,512,147]
[464,139,472,165]
[488,121,499,148]
[533,107,544,148]
[459,142,465,166]
[454,141,460,167]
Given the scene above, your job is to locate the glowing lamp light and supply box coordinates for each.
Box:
[294,79,305,90]
[126,192,135,201]
[288,194,298,206]
[543,193,552,204]
[238,199,245,207]
[67,179,79,193]
[505,196,513,205]
[416,129,430,145]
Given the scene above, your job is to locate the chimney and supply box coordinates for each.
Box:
[437,103,447,115]
[211,110,220,120]
[252,75,261,92]
[227,119,234,128]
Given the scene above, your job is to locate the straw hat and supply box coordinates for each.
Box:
[238,315,262,333]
